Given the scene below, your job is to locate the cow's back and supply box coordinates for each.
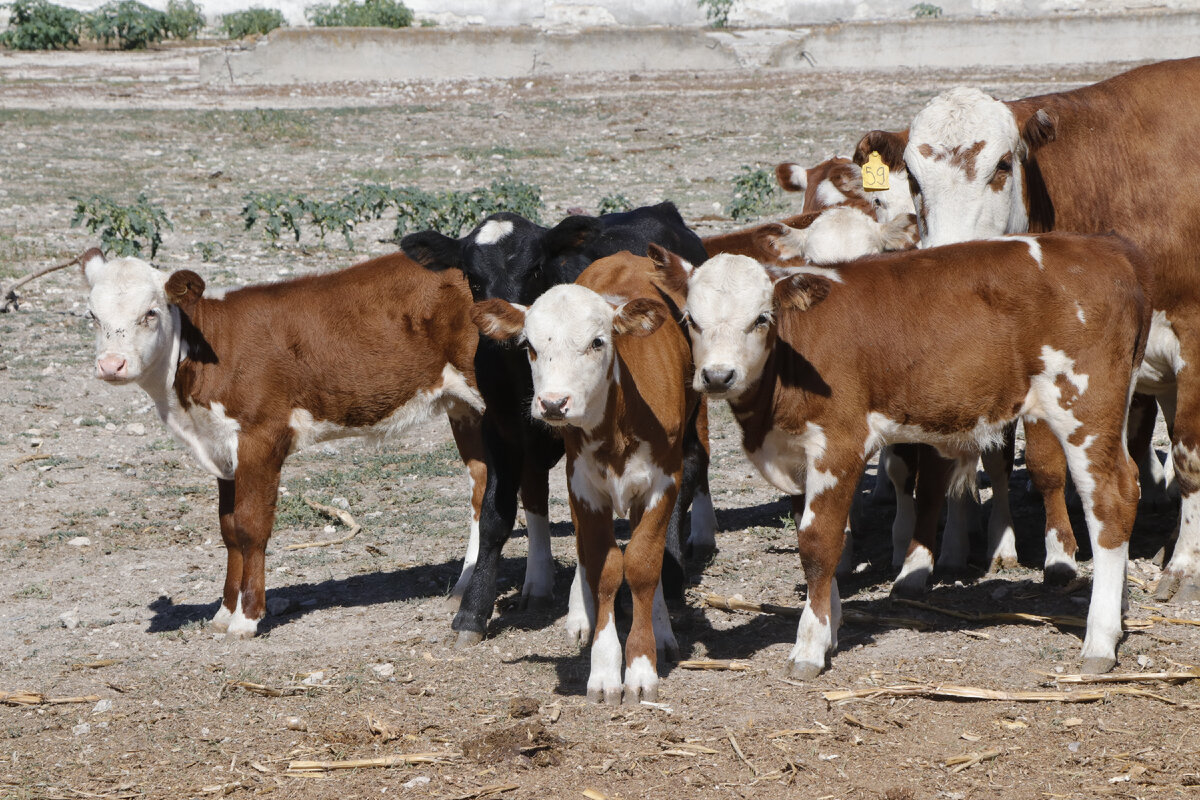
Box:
[180,251,477,426]
[777,234,1148,436]
[1010,57,1200,307]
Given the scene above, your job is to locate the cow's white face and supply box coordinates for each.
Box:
[523,284,620,431]
[685,254,777,400]
[83,252,176,384]
[905,87,1028,247]
[471,285,667,433]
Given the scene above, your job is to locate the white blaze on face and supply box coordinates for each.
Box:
[685,253,775,400]
[474,219,513,245]
[523,284,617,432]
[906,87,1028,247]
[84,254,176,384]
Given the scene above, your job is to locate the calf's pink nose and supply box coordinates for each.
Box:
[96,355,128,379]
[537,393,570,419]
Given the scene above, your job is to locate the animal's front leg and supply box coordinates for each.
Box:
[228,436,286,639]
[622,484,678,705]
[453,417,521,645]
[210,478,240,632]
[573,496,623,705]
[788,451,861,679]
[518,461,555,610]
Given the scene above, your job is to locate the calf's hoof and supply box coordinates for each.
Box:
[454,630,484,649]
[587,687,624,706]
[1155,572,1200,604]
[623,683,658,705]
[210,605,234,633]
[1079,655,1116,675]
[519,593,554,612]
[889,573,929,599]
[1043,562,1077,587]
[785,659,824,681]
[564,619,592,647]
[683,542,717,563]
[988,554,1019,572]
[658,639,680,663]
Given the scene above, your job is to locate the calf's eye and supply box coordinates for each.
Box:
[753,313,771,329]
[589,337,605,351]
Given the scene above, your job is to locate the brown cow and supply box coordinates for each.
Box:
[662,233,1150,677]
[472,248,695,703]
[861,58,1200,599]
[81,249,528,638]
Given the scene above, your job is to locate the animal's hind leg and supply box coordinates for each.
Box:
[892,445,951,597]
[683,399,717,561]
[1129,393,1169,506]
[1060,428,1137,673]
[983,425,1018,571]
[448,411,487,608]
[1025,419,1078,585]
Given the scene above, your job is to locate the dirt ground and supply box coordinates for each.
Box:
[0,45,1197,800]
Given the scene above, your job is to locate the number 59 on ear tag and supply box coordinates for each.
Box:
[862,151,890,192]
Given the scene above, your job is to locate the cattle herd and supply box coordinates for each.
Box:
[80,57,1200,705]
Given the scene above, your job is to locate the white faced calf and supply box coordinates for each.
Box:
[474,252,695,703]
[666,235,1149,678]
[83,249,494,638]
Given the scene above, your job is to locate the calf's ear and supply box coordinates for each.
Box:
[165,270,206,317]
[80,248,107,287]
[544,215,601,258]
[853,129,909,171]
[647,243,694,296]
[775,273,831,312]
[775,162,808,193]
[471,299,527,342]
[401,230,464,272]
[613,297,668,338]
[756,223,806,262]
[1020,108,1057,154]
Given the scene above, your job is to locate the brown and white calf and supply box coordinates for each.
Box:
[473,249,695,703]
[776,155,916,224]
[662,234,1150,677]
[702,208,916,266]
[862,58,1200,598]
[81,248,517,638]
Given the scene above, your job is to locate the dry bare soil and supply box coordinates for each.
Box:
[0,46,1196,800]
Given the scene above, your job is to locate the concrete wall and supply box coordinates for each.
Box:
[199,11,1200,84]
[36,0,1200,28]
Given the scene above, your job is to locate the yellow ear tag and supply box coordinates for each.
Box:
[862,150,890,192]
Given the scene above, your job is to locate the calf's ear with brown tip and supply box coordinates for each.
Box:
[613,297,668,338]
[775,273,831,312]
[80,248,106,287]
[471,298,527,343]
[165,270,206,317]
[775,162,807,193]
